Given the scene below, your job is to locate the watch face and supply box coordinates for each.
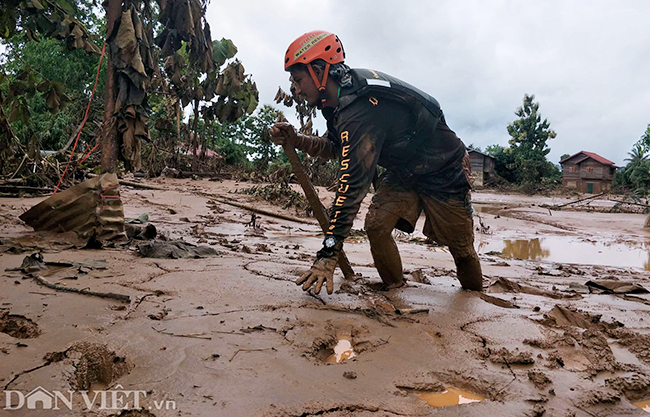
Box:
[324,236,337,248]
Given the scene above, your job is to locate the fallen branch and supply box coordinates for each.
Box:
[229,347,277,362]
[55,120,85,156]
[32,275,130,303]
[87,173,166,190]
[117,179,166,190]
[8,154,27,180]
[0,185,54,193]
[152,326,212,340]
[550,193,606,209]
[213,330,246,336]
[608,198,650,208]
[124,293,157,319]
[212,197,316,225]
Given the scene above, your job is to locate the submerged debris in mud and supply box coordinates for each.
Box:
[605,374,650,402]
[488,276,577,299]
[528,371,552,388]
[64,342,129,390]
[137,240,219,259]
[0,311,41,339]
[407,269,431,284]
[577,388,621,406]
[240,183,311,215]
[481,347,535,365]
[586,280,649,294]
[395,381,445,392]
[543,305,594,329]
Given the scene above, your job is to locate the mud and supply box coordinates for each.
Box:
[0,311,40,339]
[3,179,650,416]
[64,341,130,390]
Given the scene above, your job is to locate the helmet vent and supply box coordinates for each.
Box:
[336,47,341,53]
[325,45,331,51]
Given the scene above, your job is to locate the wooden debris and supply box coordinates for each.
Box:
[229,347,276,362]
[212,197,316,225]
[152,327,212,340]
[32,275,130,303]
[550,193,606,209]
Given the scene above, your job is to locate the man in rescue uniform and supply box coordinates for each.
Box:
[270,31,483,295]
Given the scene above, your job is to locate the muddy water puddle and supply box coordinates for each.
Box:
[417,387,485,407]
[635,400,650,413]
[325,336,357,364]
[478,236,650,270]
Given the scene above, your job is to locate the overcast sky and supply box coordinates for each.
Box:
[207,0,650,166]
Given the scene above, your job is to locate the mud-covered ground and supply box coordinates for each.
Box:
[3,178,650,416]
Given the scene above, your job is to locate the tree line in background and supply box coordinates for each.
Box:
[470,94,650,196]
[1,4,649,195]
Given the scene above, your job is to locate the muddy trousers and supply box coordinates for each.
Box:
[364,192,483,291]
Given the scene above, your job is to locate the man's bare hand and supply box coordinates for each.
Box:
[296,257,337,295]
[269,122,298,146]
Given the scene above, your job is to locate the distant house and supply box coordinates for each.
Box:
[559,151,617,194]
[467,149,496,186]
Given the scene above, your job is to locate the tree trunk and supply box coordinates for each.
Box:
[191,100,199,171]
[100,0,122,174]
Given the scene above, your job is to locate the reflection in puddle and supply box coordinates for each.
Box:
[326,336,357,364]
[634,399,650,413]
[609,343,642,366]
[478,236,650,271]
[417,387,485,407]
[501,238,549,261]
[90,381,109,394]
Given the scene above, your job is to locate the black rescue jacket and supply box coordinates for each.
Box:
[319,68,469,245]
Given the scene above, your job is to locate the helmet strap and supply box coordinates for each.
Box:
[307,63,331,108]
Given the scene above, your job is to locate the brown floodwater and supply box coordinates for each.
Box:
[417,387,485,407]
[634,399,650,413]
[477,236,650,271]
[326,336,357,364]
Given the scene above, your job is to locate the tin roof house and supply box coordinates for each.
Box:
[559,151,617,194]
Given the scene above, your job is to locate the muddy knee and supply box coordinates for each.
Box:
[365,207,396,240]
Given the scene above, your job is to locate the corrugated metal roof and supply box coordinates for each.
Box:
[559,151,617,167]
[19,173,125,241]
[467,149,496,160]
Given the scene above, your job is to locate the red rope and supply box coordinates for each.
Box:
[53,41,107,195]
[77,121,105,166]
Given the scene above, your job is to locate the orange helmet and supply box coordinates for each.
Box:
[284,31,345,107]
[284,30,345,70]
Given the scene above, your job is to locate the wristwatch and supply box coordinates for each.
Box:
[317,235,341,259]
[324,236,337,249]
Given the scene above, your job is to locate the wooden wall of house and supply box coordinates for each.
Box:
[562,158,615,192]
[469,154,485,173]
[484,157,495,173]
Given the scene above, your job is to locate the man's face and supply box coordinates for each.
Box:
[290,67,320,106]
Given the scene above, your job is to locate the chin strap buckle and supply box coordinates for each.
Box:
[308,63,331,108]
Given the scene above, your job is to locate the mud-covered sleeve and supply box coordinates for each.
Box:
[294,134,337,159]
[323,104,386,248]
